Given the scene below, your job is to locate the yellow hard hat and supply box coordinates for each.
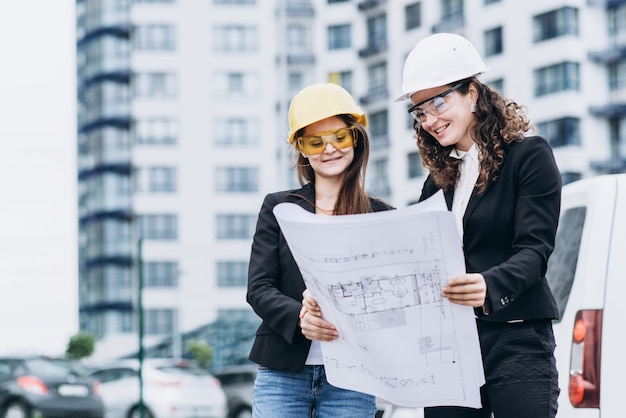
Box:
[287,82,367,144]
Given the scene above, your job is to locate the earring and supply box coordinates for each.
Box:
[470,103,477,113]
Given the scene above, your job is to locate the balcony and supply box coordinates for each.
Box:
[587,0,626,7]
[587,46,626,64]
[357,0,386,12]
[431,14,465,33]
[277,53,316,66]
[284,3,315,17]
[358,41,388,58]
[589,103,626,118]
[360,87,389,105]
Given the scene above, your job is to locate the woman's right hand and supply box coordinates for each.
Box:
[299,289,339,341]
[301,289,322,318]
[299,309,339,342]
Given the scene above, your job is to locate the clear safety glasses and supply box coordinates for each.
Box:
[297,126,357,155]
[407,82,467,125]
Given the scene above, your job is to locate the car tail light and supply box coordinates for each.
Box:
[569,309,602,408]
[93,380,101,395]
[17,375,49,395]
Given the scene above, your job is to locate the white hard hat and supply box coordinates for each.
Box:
[395,33,490,102]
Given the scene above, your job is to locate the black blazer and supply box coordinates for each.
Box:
[247,183,393,372]
[420,136,561,322]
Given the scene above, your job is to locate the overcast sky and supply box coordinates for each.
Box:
[0,2,78,355]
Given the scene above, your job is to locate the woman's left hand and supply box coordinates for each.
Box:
[442,273,487,307]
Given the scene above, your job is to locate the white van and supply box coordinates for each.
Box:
[546,173,626,417]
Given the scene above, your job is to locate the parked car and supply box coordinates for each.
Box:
[213,365,256,418]
[88,358,227,418]
[0,354,104,418]
[376,398,423,418]
[546,173,626,416]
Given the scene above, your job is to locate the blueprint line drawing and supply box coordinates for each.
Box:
[273,191,485,408]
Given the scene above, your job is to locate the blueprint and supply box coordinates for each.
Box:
[273,191,485,408]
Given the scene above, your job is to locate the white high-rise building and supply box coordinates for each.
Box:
[76,0,626,362]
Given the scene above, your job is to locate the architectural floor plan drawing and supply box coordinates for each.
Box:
[273,191,485,408]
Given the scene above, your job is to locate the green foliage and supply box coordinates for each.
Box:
[66,333,95,359]
[187,340,214,369]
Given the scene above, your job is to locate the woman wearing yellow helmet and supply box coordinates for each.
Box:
[247,82,393,417]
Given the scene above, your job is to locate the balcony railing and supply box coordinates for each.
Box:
[587,47,626,64]
[358,41,388,58]
[357,0,386,12]
[431,14,465,33]
[589,103,626,118]
[586,0,626,7]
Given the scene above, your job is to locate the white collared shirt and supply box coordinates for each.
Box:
[449,143,479,239]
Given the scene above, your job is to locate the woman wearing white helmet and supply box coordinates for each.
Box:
[397,33,561,417]
[247,82,393,417]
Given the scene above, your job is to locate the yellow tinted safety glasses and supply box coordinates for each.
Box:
[297,126,357,155]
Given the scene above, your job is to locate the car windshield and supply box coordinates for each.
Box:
[156,364,208,376]
[23,359,73,378]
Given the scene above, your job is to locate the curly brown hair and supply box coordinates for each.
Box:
[414,77,532,194]
[292,114,373,215]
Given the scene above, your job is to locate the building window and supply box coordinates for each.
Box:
[408,152,423,179]
[441,0,463,20]
[145,308,175,335]
[135,72,176,97]
[216,167,259,192]
[144,261,178,287]
[369,158,390,198]
[134,24,175,50]
[608,5,626,44]
[366,14,387,50]
[135,118,177,145]
[367,62,387,97]
[214,0,254,3]
[609,61,626,91]
[369,110,389,151]
[288,73,305,96]
[213,72,258,98]
[534,62,580,96]
[216,214,256,239]
[213,25,257,52]
[286,24,311,54]
[537,117,581,148]
[138,214,178,240]
[405,2,421,31]
[137,166,177,192]
[484,0,500,4]
[328,24,351,50]
[214,118,259,146]
[217,261,248,287]
[533,7,579,42]
[488,78,504,94]
[328,71,352,93]
[484,26,503,57]
[328,0,348,3]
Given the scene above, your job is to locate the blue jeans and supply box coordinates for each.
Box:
[252,365,376,418]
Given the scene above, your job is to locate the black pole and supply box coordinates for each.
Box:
[137,238,145,418]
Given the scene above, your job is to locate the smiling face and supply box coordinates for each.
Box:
[301,116,355,183]
[410,82,478,151]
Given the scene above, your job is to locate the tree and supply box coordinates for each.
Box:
[66,333,95,359]
[187,340,214,370]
